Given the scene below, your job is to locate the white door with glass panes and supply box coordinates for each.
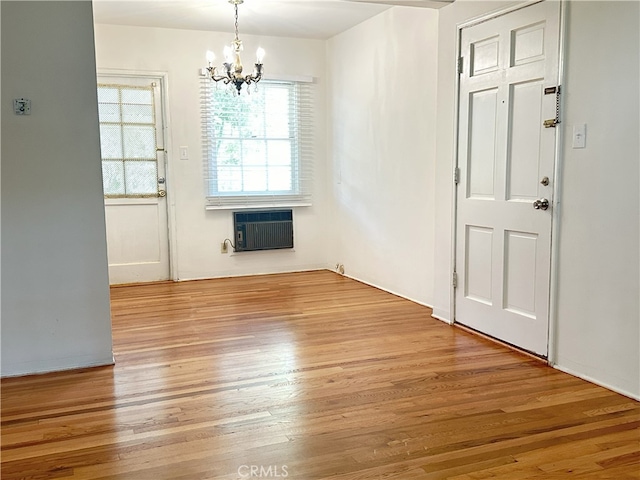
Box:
[455,1,560,356]
[97,76,170,284]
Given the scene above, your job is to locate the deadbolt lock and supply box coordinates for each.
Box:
[540,176,550,186]
[158,190,166,198]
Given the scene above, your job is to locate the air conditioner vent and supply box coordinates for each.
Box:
[233,209,293,252]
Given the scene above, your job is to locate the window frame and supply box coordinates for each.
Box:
[201,77,313,210]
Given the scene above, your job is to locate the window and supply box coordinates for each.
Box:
[97,84,159,197]
[201,79,313,208]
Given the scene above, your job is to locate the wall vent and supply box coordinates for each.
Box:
[233,210,293,252]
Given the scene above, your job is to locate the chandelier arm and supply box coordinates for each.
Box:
[207,65,232,84]
[244,69,262,85]
[254,63,263,80]
[207,67,223,82]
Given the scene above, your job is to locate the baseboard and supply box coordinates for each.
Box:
[431,309,452,325]
[331,271,434,311]
[1,354,115,378]
[552,363,640,401]
[177,267,327,282]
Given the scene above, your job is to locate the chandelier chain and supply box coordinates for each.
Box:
[234,3,239,41]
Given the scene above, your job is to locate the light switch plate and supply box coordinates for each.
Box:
[572,124,586,149]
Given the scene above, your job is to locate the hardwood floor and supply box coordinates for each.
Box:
[2,270,639,479]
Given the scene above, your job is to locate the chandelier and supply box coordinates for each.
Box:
[206,0,264,95]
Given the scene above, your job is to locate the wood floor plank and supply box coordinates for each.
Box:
[2,271,639,479]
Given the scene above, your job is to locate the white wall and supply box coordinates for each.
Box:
[554,0,639,398]
[93,25,329,280]
[1,1,114,376]
[433,0,639,398]
[327,7,439,306]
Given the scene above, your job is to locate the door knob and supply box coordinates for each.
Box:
[158,177,165,184]
[533,198,549,210]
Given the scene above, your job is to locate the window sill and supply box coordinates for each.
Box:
[205,203,311,211]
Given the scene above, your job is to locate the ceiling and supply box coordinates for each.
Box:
[92,0,453,40]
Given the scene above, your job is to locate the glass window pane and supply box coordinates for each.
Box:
[124,161,157,195]
[102,160,125,195]
[97,86,119,103]
[218,165,242,192]
[268,167,292,192]
[122,104,154,124]
[219,117,240,138]
[245,113,265,138]
[123,125,156,158]
[267,140,291,166]
[98,103,120,123]
[100,125,123,159]
[244,167,267,192]
[121,88,152,105]
[265,87,290,138]
[266,113,290,138]
[216,140,241,166]
[245,95,266,138]
[243,141,266,166]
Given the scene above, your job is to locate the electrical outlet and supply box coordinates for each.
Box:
[221,242,228,254]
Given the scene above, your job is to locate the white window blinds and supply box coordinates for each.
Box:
[201,78,314,209]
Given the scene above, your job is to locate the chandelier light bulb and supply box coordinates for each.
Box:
[206,50,215,64]
[223,45,233,64]
[256,47,265,64]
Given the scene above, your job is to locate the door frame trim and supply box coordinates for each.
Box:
[97,69,178,282]
[547,0,568,367]
[451,0,567,363]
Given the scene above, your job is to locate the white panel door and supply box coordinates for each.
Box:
[455,1,560,356]
[98,76,170,284]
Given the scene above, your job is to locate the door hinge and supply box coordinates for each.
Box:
[454,167,460,185]
[452,272,458,289]
[457,57,464,75]
[543,85,561,128]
